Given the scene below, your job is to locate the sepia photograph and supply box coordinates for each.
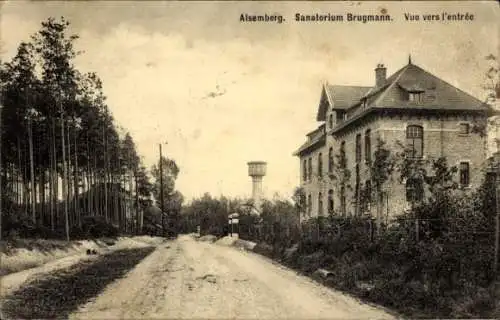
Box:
[0,0,499,319]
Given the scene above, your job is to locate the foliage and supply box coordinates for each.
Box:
[360,138,398,217]
[178,193,243,237]
[244,162,497,318]
[483,54,499,105]
[291,186,306,219]
[332,144,351,190]
[0,17,153,238]
[150,156,183,236]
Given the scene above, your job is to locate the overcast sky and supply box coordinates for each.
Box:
[2,1,498,201]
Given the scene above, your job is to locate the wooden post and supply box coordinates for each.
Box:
[0,103,3,240]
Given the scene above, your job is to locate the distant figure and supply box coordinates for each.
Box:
[86,249,98,255]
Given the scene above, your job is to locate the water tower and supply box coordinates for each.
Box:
[247,161,267,213]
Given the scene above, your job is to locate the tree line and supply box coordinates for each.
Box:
[0,17,166,240]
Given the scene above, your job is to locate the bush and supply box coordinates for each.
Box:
[71,216,119,239]
[249,185,497,318]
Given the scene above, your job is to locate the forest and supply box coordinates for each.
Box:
[0,17,182,240]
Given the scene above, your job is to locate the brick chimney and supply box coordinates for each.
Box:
[375,64,387,87]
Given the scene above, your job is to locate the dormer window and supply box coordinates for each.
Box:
[408,92,424,103]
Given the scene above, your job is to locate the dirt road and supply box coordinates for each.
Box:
[71,235,396,319]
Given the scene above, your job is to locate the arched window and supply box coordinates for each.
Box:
[328,189,334,214]
[406,178,424,202]
[303,159,307,182]
[365,180,372,203]
[318,192,323,216]
[307,194,312,215]
[355,134,362,163]
[318,153,323,178]
[365,129,371,163]
[406,125,424,158]
[340,141,347,168]
[363,180,372,212]
[328,147,334,173]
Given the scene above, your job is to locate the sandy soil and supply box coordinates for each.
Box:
[71,235,396,319]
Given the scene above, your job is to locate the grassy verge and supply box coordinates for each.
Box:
[0,238,115,277]
[251,241,497,319]
[1,247,155,319]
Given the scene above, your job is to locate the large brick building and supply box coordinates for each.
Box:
[294,58,498,222]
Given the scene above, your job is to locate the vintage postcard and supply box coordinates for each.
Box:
[1,1,499,319]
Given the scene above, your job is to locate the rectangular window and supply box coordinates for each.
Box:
[406,125,424,159]
[303,160,307,182]
[318,193,323,216]
[328,190,334,214]
[340,186,346,216]
[459,162,470,187]
[308,158,312,181]
[318,153,323,178]
[459,123,470,135]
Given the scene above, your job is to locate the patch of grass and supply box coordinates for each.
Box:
[0,239,75,255]
[1,247,155,319]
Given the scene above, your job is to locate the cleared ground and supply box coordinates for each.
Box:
[71,235,396,319]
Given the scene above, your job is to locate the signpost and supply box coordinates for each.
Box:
[228,213,239,237]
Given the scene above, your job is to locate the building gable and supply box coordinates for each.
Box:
[316,83,372,121]
[369,63,489,111]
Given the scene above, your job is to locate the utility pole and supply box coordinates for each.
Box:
[0,103,3,240]
[159,143,165,237]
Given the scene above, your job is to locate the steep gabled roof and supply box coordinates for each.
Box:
[368,62,488,110]
[331,62,495,133]
[316,84,372,121]
[293,125,326,156]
